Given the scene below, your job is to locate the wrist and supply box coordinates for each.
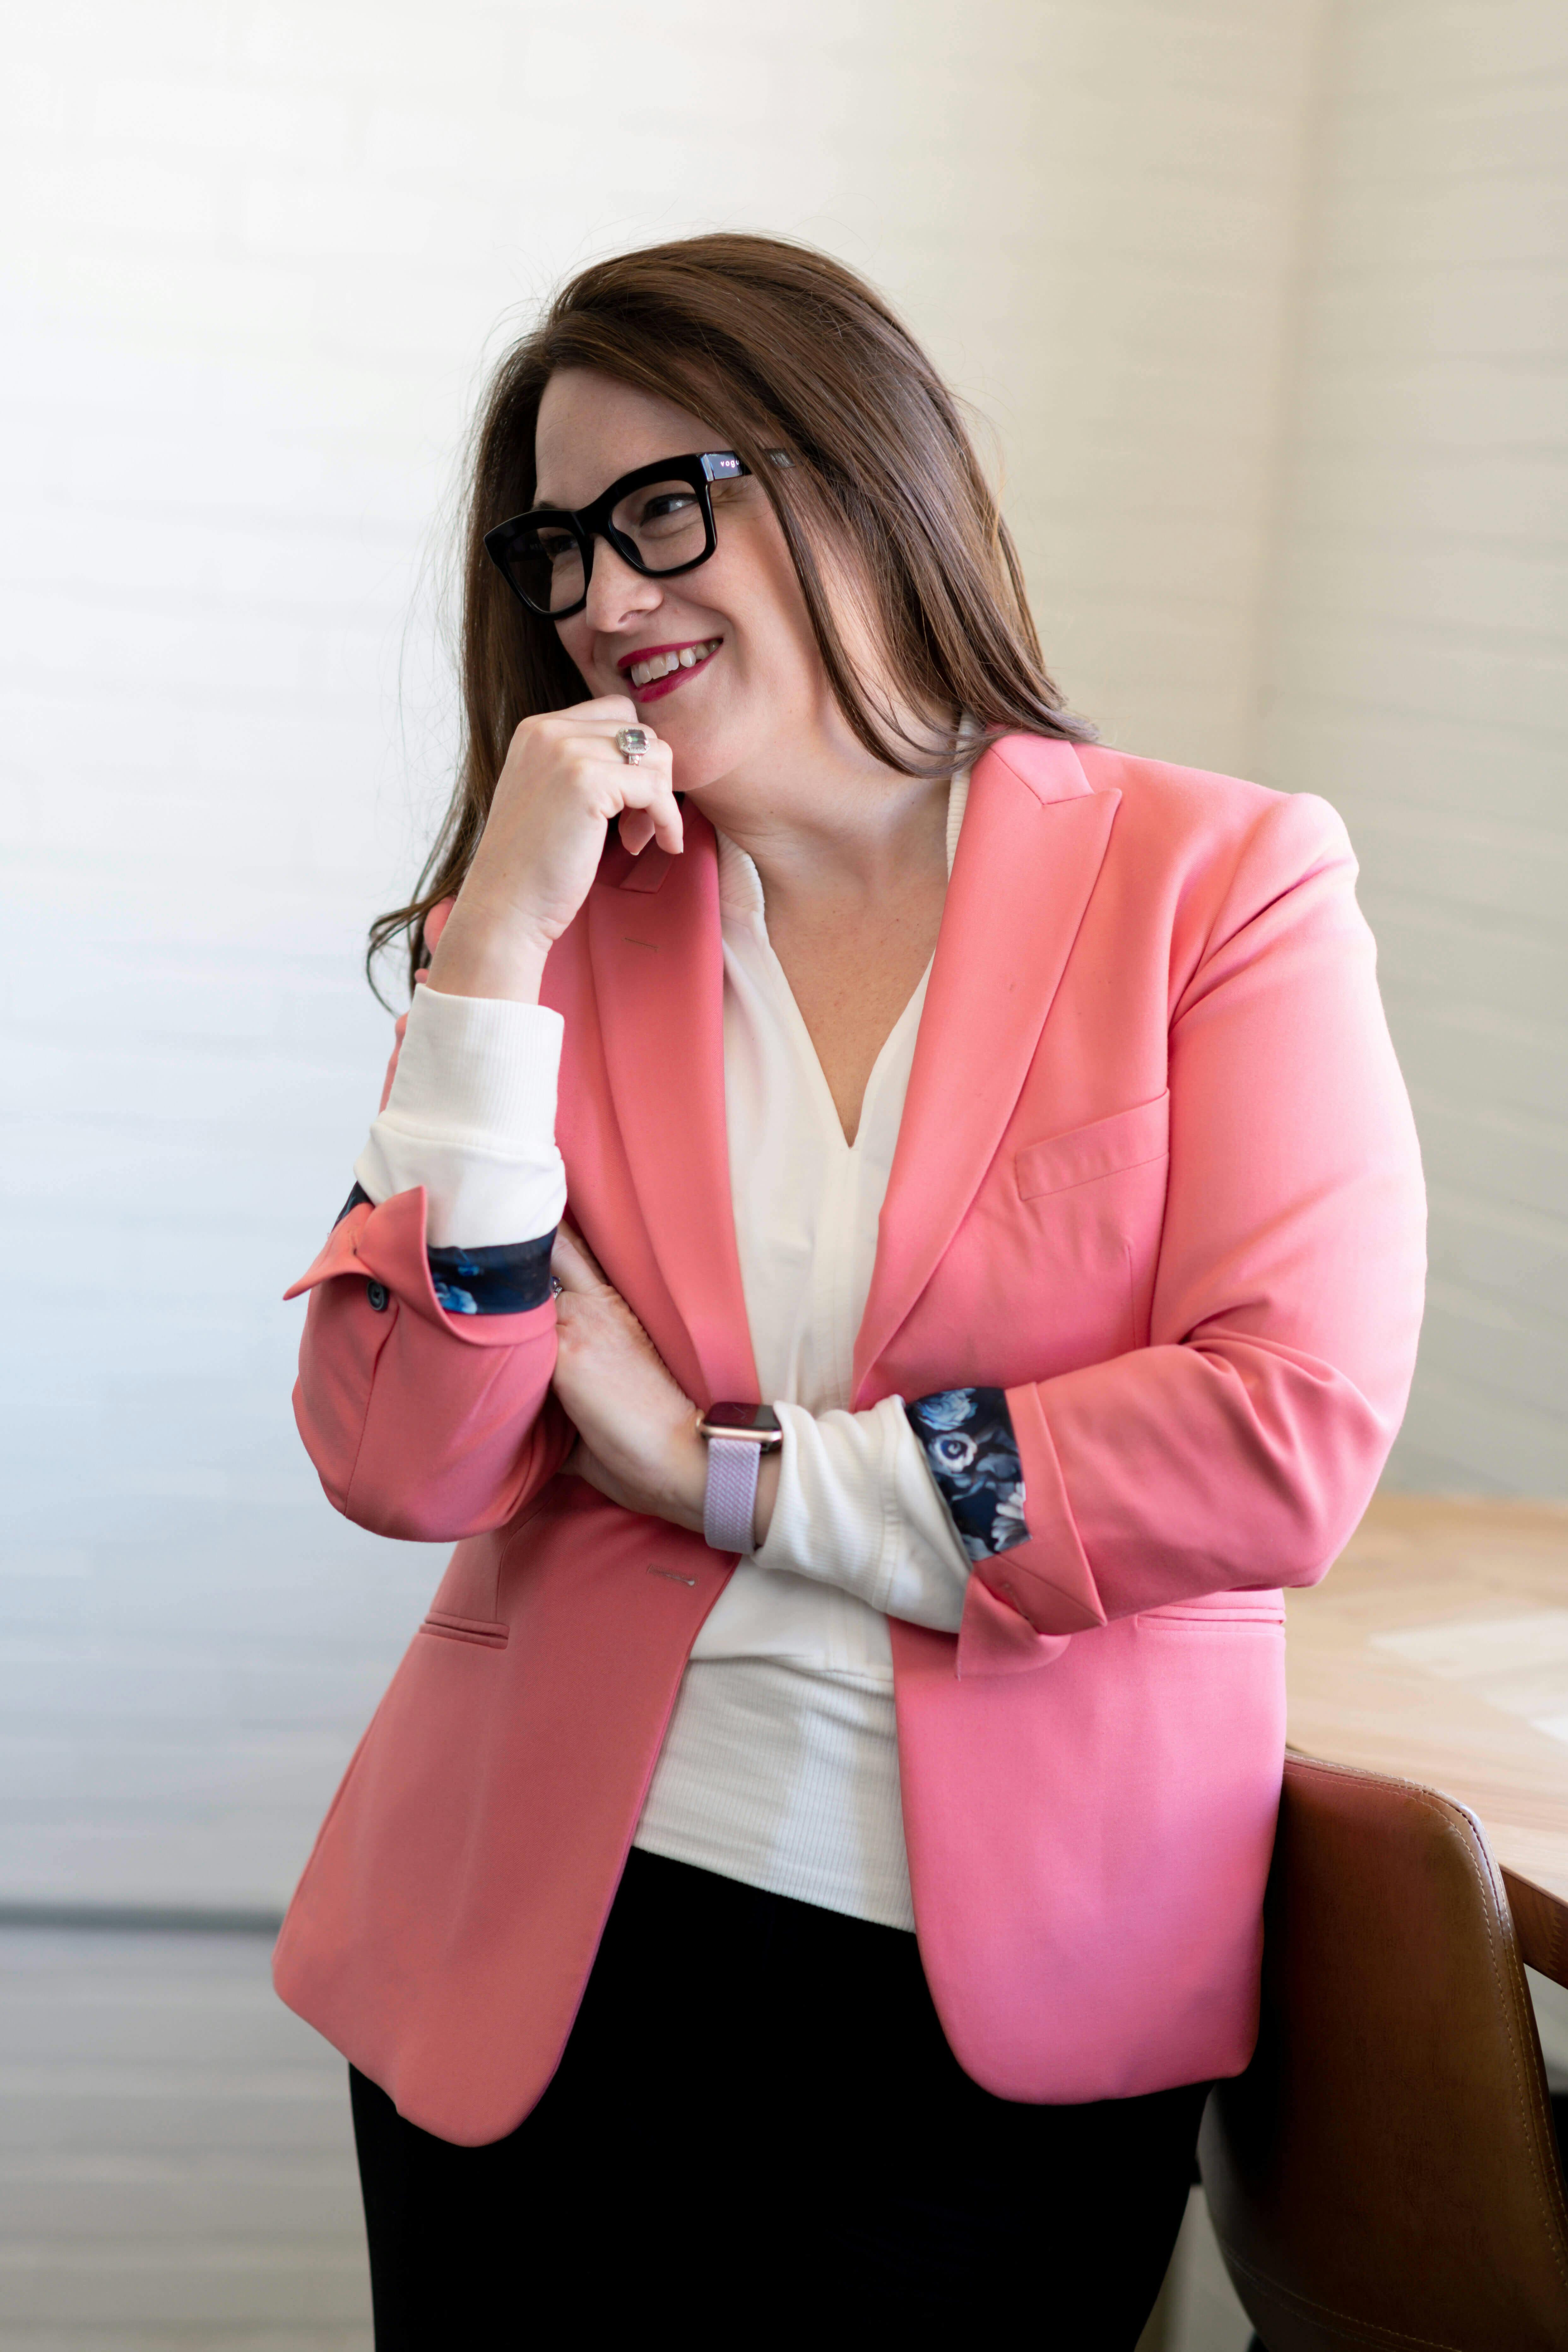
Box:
[663,1418,710,1535]
[426,896,553,1005]
[695,1406,783,1554]
[752,1450,779,1547]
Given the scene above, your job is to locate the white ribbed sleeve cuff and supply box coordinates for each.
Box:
[753,1397,972,1633]
[353,984,567,1250]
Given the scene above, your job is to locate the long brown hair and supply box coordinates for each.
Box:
[370,231,1090,994]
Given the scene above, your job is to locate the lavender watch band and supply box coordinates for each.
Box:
[703,1435,762,1554]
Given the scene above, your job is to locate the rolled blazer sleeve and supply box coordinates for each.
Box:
[285,950,571,1545]
[285,1188,567,1543]
[984,791,1426,1636]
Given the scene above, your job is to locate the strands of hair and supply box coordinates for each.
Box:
[370,231,1092,996]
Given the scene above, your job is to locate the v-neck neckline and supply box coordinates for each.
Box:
[715,765,970,1152]
[749,920,932,1156]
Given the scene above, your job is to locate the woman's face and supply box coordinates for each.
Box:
[535,369,841,797]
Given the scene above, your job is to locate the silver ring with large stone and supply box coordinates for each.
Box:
[615,725,653,765]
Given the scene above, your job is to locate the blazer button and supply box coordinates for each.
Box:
[366,1280,389,1312]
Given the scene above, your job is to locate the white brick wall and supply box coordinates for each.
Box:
[2,0,1559,1912]
[1257,0,1568,1492]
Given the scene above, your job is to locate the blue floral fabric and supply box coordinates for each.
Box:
[904,1386,1029,1563]
[427,1233,556,1315]
[332,1182,557,1314]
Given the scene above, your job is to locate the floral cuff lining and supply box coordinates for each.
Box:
[904,1386,1029,1563]
[334,1182,557,1315]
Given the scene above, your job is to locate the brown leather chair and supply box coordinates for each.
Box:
[1199,1752,1568,2351]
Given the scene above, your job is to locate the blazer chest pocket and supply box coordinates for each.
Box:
[1005,1093,1170,1365]
[1015,1092,1169,1203]
[422,1608,508,1650]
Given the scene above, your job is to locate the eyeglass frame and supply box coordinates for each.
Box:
[483,451,753,620]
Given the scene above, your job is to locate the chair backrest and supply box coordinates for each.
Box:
[1199,1752,1568,2352]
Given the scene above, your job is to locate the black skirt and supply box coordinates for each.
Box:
[351,1845,1206,2343]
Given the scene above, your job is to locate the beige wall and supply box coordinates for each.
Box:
[0,0,1561,1910]
[1257,0,1568,1492]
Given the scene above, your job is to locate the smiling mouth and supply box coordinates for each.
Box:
[620,637,722,695]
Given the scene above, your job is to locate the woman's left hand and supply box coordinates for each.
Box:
[548,1226,708,1532]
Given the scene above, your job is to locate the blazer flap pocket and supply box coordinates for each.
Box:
[1016,1092,1170,1203]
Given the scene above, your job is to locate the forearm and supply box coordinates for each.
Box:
[423,889,550,1006]
[289,1189,567,1540]
[578,1383,987,1633]
[289,982,571,1538]
[356,981,566,1250]
[993,1327,1409,1635]
[749,1396,976,1631]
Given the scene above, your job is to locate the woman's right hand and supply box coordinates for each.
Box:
[425,696,682,1003]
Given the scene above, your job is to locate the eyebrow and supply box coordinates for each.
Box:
[530,449,741,512]
[531,475,618,514]
[531,462,639,511]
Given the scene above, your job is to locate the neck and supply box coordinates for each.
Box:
[687,713,957,912]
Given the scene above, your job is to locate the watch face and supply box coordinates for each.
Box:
[703,1402,781,1435]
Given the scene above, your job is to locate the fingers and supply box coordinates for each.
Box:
[615,762,683,858]
[565,694,640,724]
[535,696,641,734]
[583,724,681,859]
[550,1222,610,1295]
[520,707,684,857]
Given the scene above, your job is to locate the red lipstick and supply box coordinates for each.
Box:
[616,638,722,704]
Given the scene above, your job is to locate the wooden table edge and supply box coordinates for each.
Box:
[1502,1869,1568,1993]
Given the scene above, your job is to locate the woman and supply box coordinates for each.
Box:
[276,234,1425,2340]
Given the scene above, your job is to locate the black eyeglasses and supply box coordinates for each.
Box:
[484,451,752,619]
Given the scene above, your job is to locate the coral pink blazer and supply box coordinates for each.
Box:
[274,735,1424,2147]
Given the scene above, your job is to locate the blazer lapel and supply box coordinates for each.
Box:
[852,737,1121,1401]
[585,812,758,1407]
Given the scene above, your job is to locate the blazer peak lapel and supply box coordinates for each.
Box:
[853,739,1120,1401]
[586,815,757,1407]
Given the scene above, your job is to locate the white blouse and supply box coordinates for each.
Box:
[355,773,974,1930]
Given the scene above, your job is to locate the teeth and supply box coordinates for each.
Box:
[628,640,717,689]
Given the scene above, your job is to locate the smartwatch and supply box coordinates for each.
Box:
[696,1402,783,1554]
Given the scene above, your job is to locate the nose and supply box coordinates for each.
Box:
[582,535,660,635]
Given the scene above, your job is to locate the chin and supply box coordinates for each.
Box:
[666,753,728,802]
[649,714,750,801]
